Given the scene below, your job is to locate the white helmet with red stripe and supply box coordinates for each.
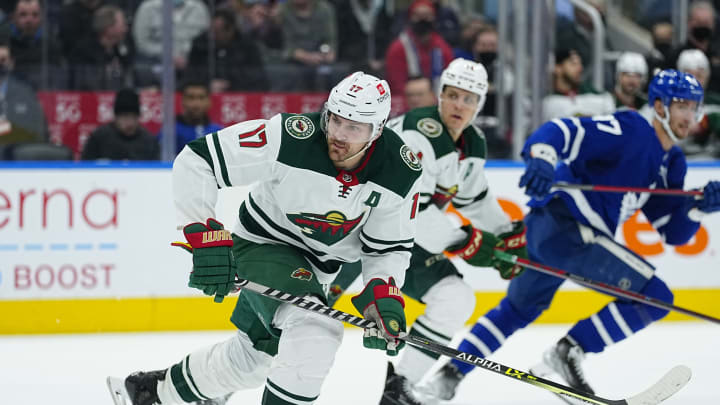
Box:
[323,71,392,143]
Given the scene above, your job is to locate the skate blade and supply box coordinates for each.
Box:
[107,376,130,405]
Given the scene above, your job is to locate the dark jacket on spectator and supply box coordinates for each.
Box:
[59,1,101,56]
[0,74,48,145]
[68,36,134,91]
[333,0,393,72]
[7,23,65,89]
[81,122,159,160]
[188,30,268,91]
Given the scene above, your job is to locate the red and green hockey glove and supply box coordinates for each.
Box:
[492,221,528,279]
[351,278,406,356]
[172,218,236,303]
[447,225,502,268]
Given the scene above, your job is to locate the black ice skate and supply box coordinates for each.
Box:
[111,370,165,405]
[531,336,594,404]
[380,362,425,405]
[415,362,464,402]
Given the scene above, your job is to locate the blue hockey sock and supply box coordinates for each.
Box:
[568,276,673,353]
[452,298,531,374]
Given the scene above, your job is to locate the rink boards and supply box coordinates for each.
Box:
[1,162,718,334]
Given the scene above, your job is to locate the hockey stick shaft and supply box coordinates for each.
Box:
[232,278,641,405]
[493,251,720,324]
[554,182,704,197]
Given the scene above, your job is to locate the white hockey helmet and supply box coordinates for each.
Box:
[438,58,489,117]
[323,71,391,143]
[677,49,710,74]
[616,52,648,80]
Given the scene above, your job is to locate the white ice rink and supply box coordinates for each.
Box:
[1,323,718,405]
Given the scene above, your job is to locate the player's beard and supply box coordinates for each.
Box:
[327,137,365,165]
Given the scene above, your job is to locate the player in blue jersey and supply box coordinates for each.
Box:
[416,69,720,403]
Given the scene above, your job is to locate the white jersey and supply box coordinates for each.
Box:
[173,112,423,286]
[542,91,615,122]
[386,106,511,253]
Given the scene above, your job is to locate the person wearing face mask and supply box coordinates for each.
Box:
[669,0,720,93]
[384,0,453,93]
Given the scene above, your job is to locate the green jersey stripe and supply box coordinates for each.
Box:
[361,244,412,254]
[452,188,489,208]
[170,357,203,402]
[210,132,232,187]
[266,379,318,402]
[183,355,209,400]
[414,319,453,341]
[360,230,414,246]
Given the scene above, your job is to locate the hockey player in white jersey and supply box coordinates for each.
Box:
[109,72,423,405]
[328,58,529,405]
[418,69,720,403]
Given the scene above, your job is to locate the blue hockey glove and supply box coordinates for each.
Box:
[697,181,720,213]
[519,143,557,200]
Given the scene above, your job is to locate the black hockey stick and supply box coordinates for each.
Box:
[424,251,720,324]
[231,278,690,405]
[492,251,720,325]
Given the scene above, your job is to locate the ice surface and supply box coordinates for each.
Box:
[1,323,717,404]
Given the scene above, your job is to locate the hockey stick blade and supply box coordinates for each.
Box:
[624,366,691,405]
[107,376,130,405]
[231,279,689,405]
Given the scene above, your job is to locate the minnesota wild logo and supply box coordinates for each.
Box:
[417,117,443,138]
[291,268,313,282]
[287,210,365,246]
[285,115,315,139]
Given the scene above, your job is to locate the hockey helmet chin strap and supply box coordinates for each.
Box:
[654,105,680,143]
[322,107,383,163]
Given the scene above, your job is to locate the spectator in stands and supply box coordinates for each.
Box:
[613,52,648,110]
[82,88,159,160]
[132,0,210,87]
[453,16,487,60]
[272,0,340,91]
[68,5,133,90]
[332,0,394,75]
[385,0,453,93]
[676,49,720,157]
[188,8,267,92]
[542,48,614,121]
[470,24,514,159]
[429,0,460,47]
[390,0,461,47]
[404,75,436,110]
[669,1,720,93]
[235,0,283,64]
[161,79,221,155]
[59,0,103,56]
[0,40,48,152]
[555,0,613,84]
[646,21,673,81]
[5,0,64,90]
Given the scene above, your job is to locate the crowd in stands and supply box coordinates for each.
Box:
[0,0,718,160]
